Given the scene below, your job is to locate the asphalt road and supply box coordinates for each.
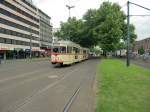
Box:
[131,59,150,69]
[0,59,98,112]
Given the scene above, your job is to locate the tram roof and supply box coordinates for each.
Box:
[53,40,89,51]
[53,40,81,48]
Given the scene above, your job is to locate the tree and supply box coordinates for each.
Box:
[55,17,83,42]
[55,1,137,51]
[138,46,145,55]
[55,18,81,41]
[55,17,97,48]
[94,2,126,53]
[116,42,126,49]
[83,2,137,52]
[122,23,137,44]
[82,9,99,47]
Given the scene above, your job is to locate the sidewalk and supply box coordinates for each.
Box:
[131,59,150,69]
[118,57,150,69]
[0,57,50,64]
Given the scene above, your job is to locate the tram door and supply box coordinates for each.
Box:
[73,47,77,60]
[75,47,78,60]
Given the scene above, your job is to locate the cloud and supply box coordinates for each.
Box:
[33,0,100,28]
[33,0,150,40]
[32,0,40,5]
[133,17,150,40]
[110,0,150,40]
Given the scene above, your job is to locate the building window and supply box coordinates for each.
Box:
[0,37,38,47]
[0,37,5,43]
[5,39,12,44]
[0,28,39,41]
[22,0,37,11]
[1,1,39,23]
[0,8,39,28]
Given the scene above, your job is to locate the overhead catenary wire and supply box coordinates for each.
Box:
[129,1,150,17]
[129,1,150,11]
[126,1,150,67]
[121,2,150,17]
[130,14,150,17]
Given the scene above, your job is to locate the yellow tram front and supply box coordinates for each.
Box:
[51,46,66,65]
[51,41,89,65]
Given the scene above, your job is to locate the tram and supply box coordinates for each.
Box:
[51,40,89,65]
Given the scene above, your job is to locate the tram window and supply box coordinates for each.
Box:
[53,47,59,53]
[73,47,76,51]
[60,47,66,53]
[75,48,79,53]
[73,47,77,53]
[83,50,86,53]
[67,47,72,53]
[77,49,80,53]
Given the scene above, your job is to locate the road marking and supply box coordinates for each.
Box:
[5,68,79,112]
[0,67,49,83]
[0,70,57,92]
[2,60,93,112]
[48,75,58,79]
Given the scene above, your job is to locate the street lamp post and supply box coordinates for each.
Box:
[29,26,32,59]
[66,5,75,40]
[66,5,75,19]
[29,34,32,59]
[126,1,150,67]
[127,1,130,67]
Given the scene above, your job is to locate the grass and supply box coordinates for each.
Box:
[96,59,150,112]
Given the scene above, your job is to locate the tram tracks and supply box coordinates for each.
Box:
[3,67,80,112]
[62,68,88,112]
[63,83,82,112]
[62,60,97,112]
[0,60,96,112]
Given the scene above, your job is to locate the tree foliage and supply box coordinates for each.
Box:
[55,1,137,51]
[122,23,137,43]
[138,46,145,55]
[54,17,83,40]
[91,2,126,51]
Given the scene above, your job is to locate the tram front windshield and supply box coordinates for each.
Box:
[53,46,66,53]
[53,47,59,53]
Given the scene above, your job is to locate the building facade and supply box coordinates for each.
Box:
[52,28,60,43]
[133,37,150,54]
[38,9,52,49]
[0,0,52,59]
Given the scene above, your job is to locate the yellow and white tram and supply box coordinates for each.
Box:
[51,40,89,65]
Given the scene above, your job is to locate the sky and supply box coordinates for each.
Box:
[32,0,150,40]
